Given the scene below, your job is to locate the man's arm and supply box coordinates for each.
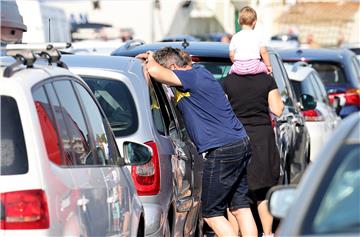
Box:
[136,51,182,87]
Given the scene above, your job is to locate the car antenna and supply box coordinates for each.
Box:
[182,38,189,49]
[48,18,51,42]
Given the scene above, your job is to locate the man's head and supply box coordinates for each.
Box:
[238,6,257,27]
[153,47,192,70]
[0,0,27,44]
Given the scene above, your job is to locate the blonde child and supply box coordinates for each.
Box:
[229,6,272,75]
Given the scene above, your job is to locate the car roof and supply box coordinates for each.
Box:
[284,64,314,82]
[62,54,141,73]
[111,41,230,58]
[278,48,356,63]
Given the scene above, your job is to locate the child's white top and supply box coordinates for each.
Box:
[229,29,265,60]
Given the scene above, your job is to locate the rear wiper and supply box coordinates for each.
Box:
[110,122,128,129]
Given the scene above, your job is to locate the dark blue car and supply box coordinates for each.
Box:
[278,48,360,118]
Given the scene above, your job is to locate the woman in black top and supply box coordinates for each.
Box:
[223,72,284,236]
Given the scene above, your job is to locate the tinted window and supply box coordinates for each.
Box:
[310,62,346,85]
[304,145,360,234]
[270,53,292,106]
[83,77,138,137]
[33,86,62,165]
[351,56,360,81]
[0,96,28,175]
[149,81,166,135]
[195,62,231,80]
[74,82,115,166]
[53,80,92,165]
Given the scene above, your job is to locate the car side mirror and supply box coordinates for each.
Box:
[123,141,152,166]
[267,185,297,219]
[300,94,317,111]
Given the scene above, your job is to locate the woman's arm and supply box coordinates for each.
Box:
[268,88,284,116]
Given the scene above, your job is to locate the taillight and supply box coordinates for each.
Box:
[328,88,360,106]
[131,141,160,196]
[0,189,49,230]
[301,109,324,122]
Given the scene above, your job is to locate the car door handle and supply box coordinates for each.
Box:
[77,196,89,212]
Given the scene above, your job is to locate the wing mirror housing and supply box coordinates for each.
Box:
[123,141,152,166]
[267,185,297,219]
[300,94,317,111]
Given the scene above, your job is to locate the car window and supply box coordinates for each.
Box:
[194,62,231,81]
[351,56,360,82]
[74,82,117,166]
[310,62,346,85]
[149,80,167,135]
[303,144,360,234]
[270,53,292,106]
[312,72,329,104]
[33,86,62,165]
[308,74,323,101]
[0,96,28,175]
[52,80,93,166]
[82,76,138,137]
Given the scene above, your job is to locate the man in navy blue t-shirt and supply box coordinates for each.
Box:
[136,47,257,236]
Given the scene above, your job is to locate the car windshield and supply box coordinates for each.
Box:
[82,76,138,137]
[304,144,360,234]
[1,96,28,175]
[285,61,346,86]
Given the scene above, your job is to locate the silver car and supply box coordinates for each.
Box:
[0,47,150,236]
[267,112,360,236]
[63,55,203,237]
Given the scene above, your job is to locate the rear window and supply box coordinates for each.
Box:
[82,76,138,137]
[1,96,28,175]
[286,61,346,85]
[194,62,231,80]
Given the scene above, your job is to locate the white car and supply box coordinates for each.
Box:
[285,63,341,161]
[0,45,150,236]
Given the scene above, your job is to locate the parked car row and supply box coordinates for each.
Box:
[112,41,311,185]
[2,40,356,236]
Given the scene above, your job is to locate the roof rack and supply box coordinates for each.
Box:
[2,43,71,78]
[123,39,145,50]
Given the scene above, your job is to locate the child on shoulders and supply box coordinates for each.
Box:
[229,6,272,75]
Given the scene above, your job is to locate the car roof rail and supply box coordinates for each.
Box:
[123,39,145,50]
[292,61,309,72]
[2,43,71,78]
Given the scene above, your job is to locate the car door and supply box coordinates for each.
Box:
[151,81,194,204]
[48,79,130,236]
[271,53,308,183]
[158,83,203,235]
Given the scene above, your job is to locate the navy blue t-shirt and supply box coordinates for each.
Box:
[173,65,247,153]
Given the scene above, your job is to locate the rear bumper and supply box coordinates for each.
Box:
[143,203,166,237]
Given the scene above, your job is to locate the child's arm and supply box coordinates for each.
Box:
[229,49,235,63]
[260,46,272,73]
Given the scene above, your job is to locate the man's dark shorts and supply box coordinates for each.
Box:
[201,136,252,218]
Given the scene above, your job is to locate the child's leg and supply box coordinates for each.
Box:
[230,59,269,75]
